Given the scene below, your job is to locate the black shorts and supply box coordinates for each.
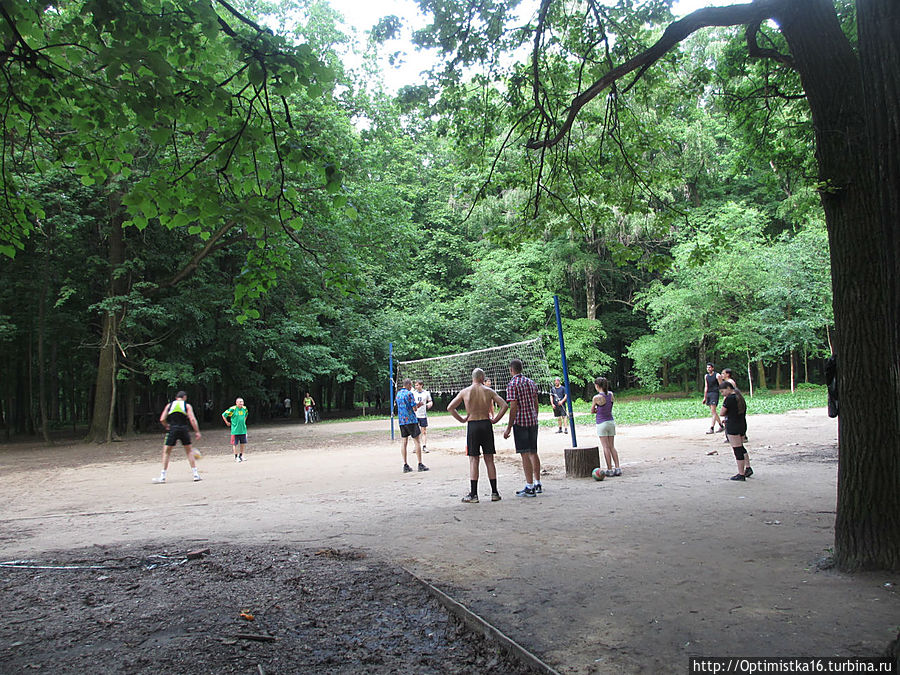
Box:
[725,422,747,437]
[165,425,192,447]
[512,424,539,454]
[553,405,565,418]
[704,391,719,406]
[466,419,495,456]
[417,417,429,428]
[399,423,420,438]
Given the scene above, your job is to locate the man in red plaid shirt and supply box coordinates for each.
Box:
[503,358,542,497]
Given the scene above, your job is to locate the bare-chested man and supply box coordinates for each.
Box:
[447,368,509,503]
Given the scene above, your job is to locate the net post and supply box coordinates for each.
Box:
[554,295,578,446]
[389,342,395,440]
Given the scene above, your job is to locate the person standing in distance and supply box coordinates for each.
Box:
[396,378,428,473]
[551,377,568,434]
[503,358,542,497]
[591,377,621,476]
[447,368,509,503]
[222,397,249,462]
[719,381,752,480]
[283,396,292,418]
[703,363,724,434]
[153,391,202,483]
[303,392,316,423]
[413,381,434,452]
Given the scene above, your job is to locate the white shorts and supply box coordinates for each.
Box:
[596,421,616,437]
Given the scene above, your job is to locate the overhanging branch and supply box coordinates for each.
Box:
[527,1,783,150]
[746,20,794,67]
[153,219,240,291]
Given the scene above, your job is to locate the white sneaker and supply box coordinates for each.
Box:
[193,473,202,482]
[152,476,166,484]
[235,456,240,462]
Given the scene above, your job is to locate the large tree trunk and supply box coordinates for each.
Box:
[85,208,126,443]
[36,282,51,444]
[779,0,900,570]
[756,360,767,390]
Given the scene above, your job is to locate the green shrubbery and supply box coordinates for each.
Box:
[541,385,827,426]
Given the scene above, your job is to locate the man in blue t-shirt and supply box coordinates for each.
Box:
[396,378,428,473]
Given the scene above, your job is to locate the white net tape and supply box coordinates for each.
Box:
[397,338,553,395]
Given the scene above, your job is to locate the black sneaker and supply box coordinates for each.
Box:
[461,494,479,503]
[418,463,429,472]
[730,473,746,481]
[744,466,754,478]
[516,487,536,498]
[491,493,501,502]
[403,464,413,473]
[534,483,543,494]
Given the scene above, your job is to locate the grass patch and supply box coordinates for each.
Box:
[545,386,827,427]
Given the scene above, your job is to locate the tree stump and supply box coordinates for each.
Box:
[564,446,601,478]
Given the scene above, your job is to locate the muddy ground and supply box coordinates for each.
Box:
[0,543,531,674]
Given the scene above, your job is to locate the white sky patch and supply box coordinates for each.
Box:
[327,0,722,93]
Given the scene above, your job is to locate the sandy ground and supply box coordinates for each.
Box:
[1,409,897,673]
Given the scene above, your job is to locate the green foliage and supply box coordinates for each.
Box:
[0,0,841,439]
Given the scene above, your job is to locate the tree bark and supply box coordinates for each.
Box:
[564,446,601,477]
[776,0,899,570]
[85,206,126,443]
[789,349,795,393]
[756,360,767,390]
[828,0,900,571]
[36,282,51,444]
[585,266,598,320]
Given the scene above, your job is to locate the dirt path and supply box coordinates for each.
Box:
[1,409,896,673]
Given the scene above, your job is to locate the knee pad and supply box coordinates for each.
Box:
[732,446,747,460]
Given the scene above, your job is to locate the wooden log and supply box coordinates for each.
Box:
[564,446,601,478]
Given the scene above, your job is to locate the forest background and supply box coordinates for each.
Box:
[0,0,834,443]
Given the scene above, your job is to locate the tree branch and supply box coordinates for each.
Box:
[527,1,782,150]
[153,219,241,291]
[746,20,794,67]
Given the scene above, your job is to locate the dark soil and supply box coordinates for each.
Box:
[0,543,532,674]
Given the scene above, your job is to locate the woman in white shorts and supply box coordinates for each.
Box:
[591,376,621,476]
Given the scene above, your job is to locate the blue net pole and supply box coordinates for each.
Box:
[389,342,395,440]
[554,295,578,446]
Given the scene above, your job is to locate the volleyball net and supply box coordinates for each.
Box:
[396,338,553,395]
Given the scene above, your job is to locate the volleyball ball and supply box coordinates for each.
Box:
[591,467,605,481]
[192,448,203,460]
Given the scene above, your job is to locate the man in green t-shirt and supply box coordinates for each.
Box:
[222,397,250,462]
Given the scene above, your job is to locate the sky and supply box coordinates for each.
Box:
[325,0,721,91]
